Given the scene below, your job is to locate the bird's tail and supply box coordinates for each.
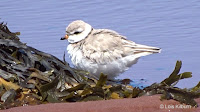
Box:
[132,44,161,58]
[134,44,161,53]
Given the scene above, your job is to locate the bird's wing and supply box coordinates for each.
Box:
[82,29,128,64]
[81,29,160,64]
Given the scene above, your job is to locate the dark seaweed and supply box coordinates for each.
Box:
[0,22,199,109]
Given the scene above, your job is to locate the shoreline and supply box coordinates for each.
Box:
[1,95,199,112]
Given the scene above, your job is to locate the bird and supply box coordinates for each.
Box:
[61,20,161,80]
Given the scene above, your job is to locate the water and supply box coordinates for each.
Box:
[0,0,200,88]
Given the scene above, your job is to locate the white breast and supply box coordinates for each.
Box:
[67,44,139,79]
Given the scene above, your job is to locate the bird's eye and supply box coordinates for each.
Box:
[74,31,81,35]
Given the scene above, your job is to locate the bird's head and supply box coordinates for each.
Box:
[61,20,92,43]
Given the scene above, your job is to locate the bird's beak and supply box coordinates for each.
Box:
[60,34,69,40]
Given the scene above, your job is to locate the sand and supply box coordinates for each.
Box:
[1,95,199,112]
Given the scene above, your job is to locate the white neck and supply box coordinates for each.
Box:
[68,24,92,43]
